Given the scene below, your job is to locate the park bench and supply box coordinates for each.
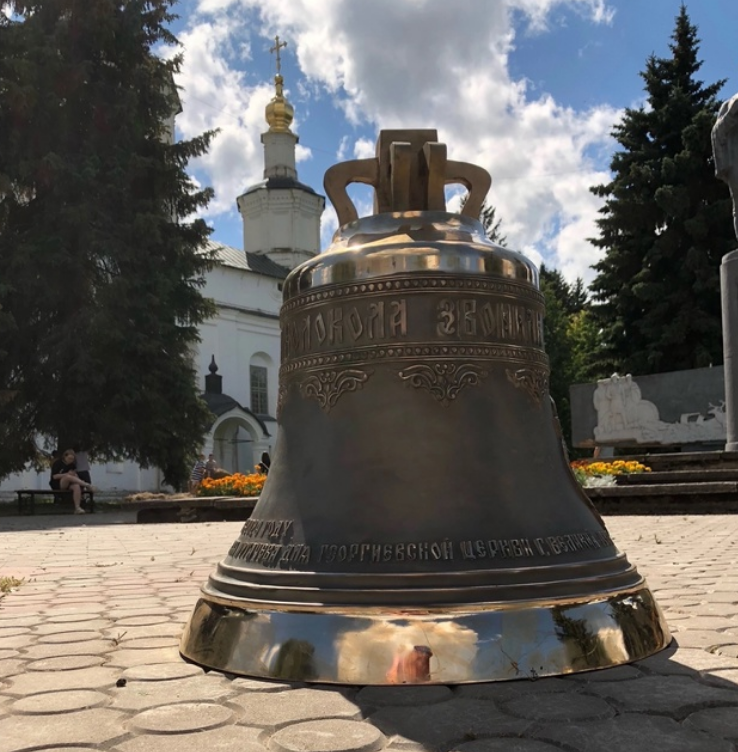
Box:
[16,489,95,516]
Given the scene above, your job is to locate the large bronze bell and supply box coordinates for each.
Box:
[180,130,670,684]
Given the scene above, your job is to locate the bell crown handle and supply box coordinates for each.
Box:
[324,129,491,227]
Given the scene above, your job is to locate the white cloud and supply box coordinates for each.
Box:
[295,144,312,164]
[353,138,375,160]
[320,204,339,249]
[179,0,619,282]
[336,135,350,161]
[512,0,615,32]
[173,18,267,216]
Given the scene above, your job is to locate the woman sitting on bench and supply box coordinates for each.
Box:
[50,449,94,514]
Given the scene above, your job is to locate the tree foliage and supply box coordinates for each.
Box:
[461,193,593,446]
[588,6,734,376]
[539,265,596,448]
[460,194,507,245]
[479,201,507,245]
[0,0,218,487]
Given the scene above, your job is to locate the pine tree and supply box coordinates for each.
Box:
[460,195,507,245]
[0,0,218,487]
[588,6,734,375]
[479,201,507,245]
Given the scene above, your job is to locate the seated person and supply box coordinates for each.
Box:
[73,447,92,484]
[257,451,271,475]
[205,453,229,480]
[50,449,94,514]
[189,454,207,493]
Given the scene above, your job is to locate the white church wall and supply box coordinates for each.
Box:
[198,311,279,413]
[271,208,293,250]
[196,266,281,417]
[203,263,282,314]
[296,196,324,251]
[241,189,323,258]
[262,132,297,177]
[241,194,271,255]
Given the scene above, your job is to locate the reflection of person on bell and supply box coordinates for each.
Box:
[386,645,433,684]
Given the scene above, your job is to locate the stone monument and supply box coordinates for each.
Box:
[591,373,724,445]
[712,94,738,451]
[570,368,726,449]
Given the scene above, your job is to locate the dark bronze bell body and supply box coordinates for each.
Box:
[181,130,670,684]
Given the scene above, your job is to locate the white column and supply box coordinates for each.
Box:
[721,249,738,450]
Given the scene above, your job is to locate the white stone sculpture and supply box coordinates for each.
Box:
[593,373,725,445]
[712,93,738,241]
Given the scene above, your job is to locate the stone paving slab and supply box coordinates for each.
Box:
[1,514,738,751]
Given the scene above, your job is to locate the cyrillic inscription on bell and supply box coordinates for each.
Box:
[181,129,671,684]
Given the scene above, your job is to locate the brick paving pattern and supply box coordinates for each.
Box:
[0,513,737,751]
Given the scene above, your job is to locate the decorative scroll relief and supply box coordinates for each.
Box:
[277,382,288,420]
[398,362,489,406]
[298,368,373,412]
[506,367,549,405]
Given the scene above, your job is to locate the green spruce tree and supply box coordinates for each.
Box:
[589,6,734,375]
[0,0,218,487]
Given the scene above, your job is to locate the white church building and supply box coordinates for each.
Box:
[1,63,324,493]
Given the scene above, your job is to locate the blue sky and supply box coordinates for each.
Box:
[169,0,738,284]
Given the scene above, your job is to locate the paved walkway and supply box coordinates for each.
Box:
[1,513,737,752]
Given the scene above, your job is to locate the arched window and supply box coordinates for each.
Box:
[249,352,273,415]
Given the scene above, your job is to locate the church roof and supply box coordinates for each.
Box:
[241,175,320,197]
[202,391,271,437]
[202,239,290,280]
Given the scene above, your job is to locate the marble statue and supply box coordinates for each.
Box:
[715,94,738,451]
[712,93,738,241]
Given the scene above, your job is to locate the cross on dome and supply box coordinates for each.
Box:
[265,34,294,133]
[270,35,287,76]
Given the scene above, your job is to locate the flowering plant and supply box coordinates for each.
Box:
[196,472,266,497]
[570,459,651,488]
[571,459,651,476]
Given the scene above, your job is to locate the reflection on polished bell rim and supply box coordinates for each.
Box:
[180,584,671,685]
[282,211,539,299]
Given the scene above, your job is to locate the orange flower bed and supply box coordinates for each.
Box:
[196,472,266,497]
[570,459,651,477]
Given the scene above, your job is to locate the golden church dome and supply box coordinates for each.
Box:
[265,74,294,133]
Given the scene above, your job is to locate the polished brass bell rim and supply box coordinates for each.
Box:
[207,552,643,607]
[180,584,670,685]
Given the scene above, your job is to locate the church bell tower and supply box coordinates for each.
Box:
[236,36,325,270]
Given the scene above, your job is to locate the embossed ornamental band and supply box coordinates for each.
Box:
[279,274,549,413]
